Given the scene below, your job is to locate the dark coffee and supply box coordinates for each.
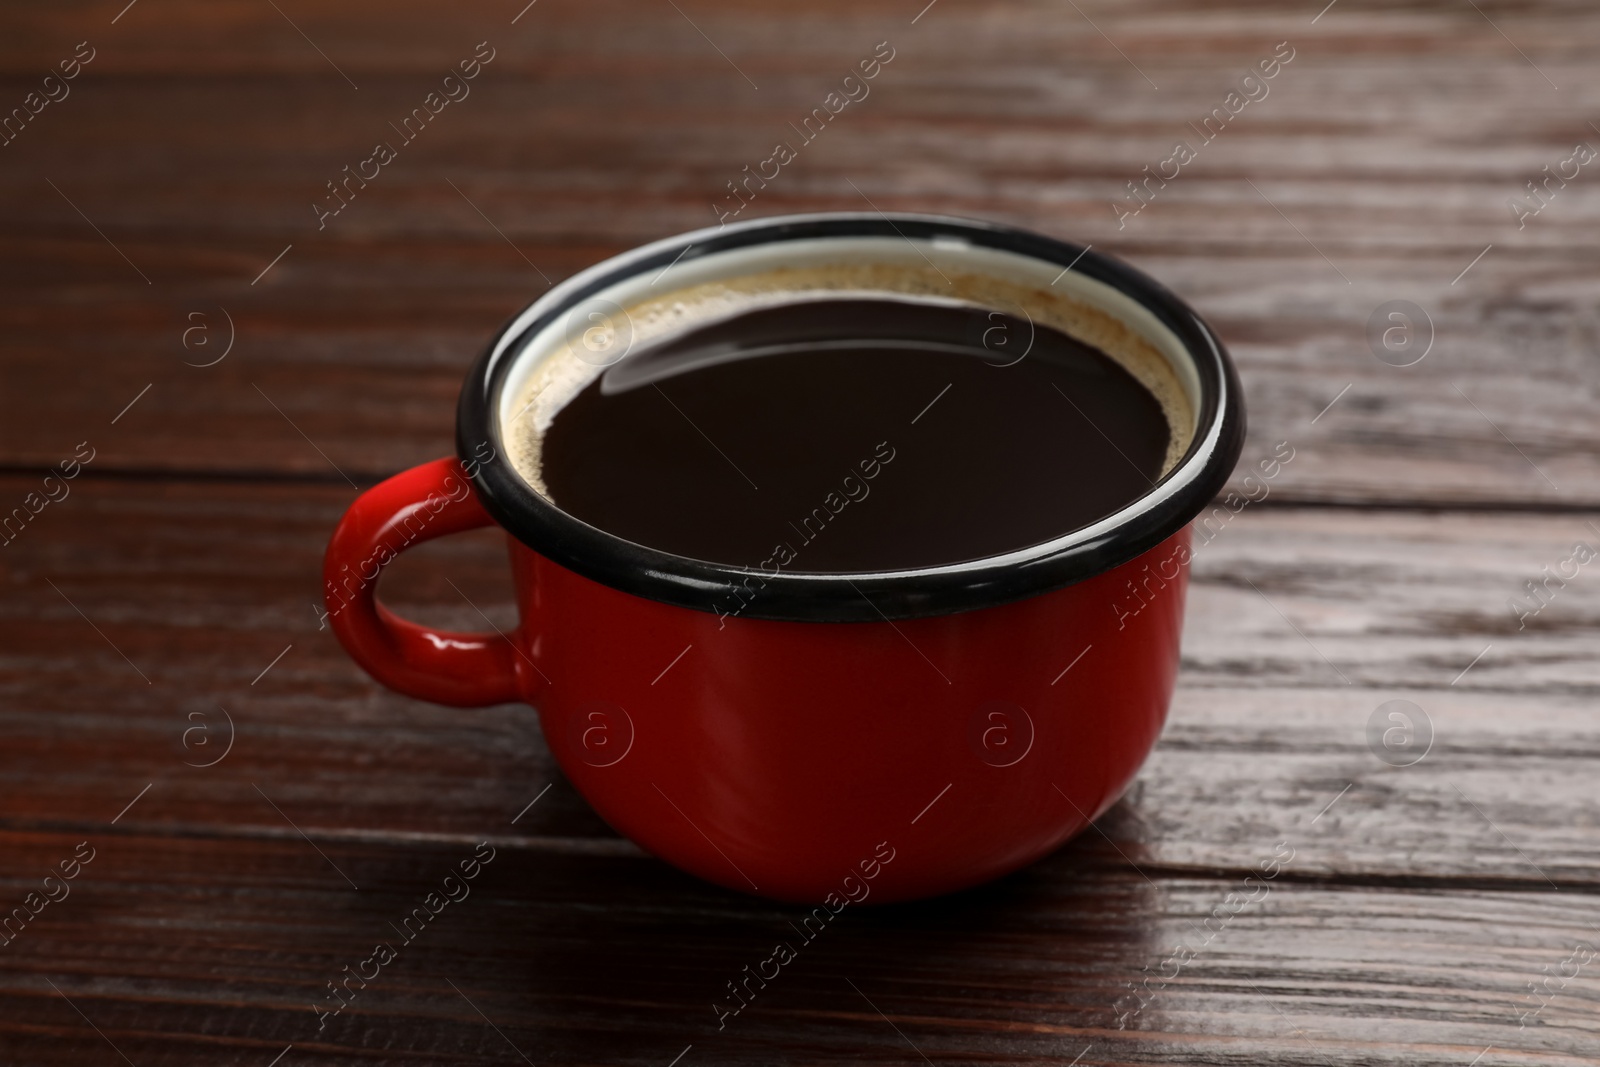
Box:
[537,297,1171,571]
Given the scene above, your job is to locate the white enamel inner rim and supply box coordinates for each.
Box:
[489,225,1218,578]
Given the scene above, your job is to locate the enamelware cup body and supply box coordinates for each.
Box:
[324,213,1243,903]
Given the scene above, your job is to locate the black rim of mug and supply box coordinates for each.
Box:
[457,212,1246,623]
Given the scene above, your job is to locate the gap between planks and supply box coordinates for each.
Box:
[4,822,1599,895]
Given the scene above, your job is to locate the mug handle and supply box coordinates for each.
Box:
[323,457,529,707]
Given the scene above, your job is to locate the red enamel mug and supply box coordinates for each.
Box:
[324,213,1244,904]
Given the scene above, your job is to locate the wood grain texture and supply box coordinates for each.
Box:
[3,0,1598,1063]
[1,1,1599,501]
[1,829,1597,1067]
[3,476,1597,887]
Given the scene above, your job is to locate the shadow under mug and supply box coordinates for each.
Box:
[324,212,1244,904]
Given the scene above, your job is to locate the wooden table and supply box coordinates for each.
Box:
[4,1,1598,1063]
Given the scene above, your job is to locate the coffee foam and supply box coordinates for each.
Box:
[505,261,1196,501]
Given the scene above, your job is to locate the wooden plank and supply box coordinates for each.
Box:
[1093,504,1600,885]
[3,475,1598,884]
[3,237,1597,510]
[0,827,1595,1065]
[0,4,1598,502]
[0,477,613,843]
